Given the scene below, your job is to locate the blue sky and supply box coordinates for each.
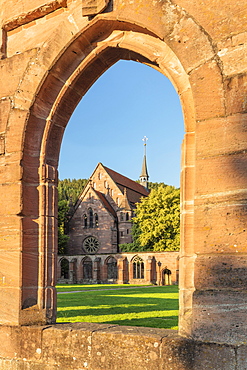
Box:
[58,60,184,188]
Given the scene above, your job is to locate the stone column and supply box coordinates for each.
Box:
[145,257,153,284]
[192,101,247,344]
[117,257,125,284]
[93,257,101,283]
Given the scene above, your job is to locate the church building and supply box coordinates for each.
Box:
[66,162,150,255]
[57,141,179,285]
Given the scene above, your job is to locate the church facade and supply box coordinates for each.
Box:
[57,160,180,285]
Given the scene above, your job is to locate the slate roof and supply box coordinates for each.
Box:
[94,190,117,218]
[103,165,149,196]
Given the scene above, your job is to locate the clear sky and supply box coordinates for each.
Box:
[58,60,184,188]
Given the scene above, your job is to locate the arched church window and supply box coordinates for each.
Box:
[88,208,93,228]
[126,213,129,221]
[107,257,118,279]
[84,214,87,228]
[82,257,93,279]
[133,255,144,279]
[120,212,124,221]
[94,213,98,227]
[60,258,69,279]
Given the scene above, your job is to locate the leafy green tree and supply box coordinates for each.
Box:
[131,185,180,251]
[58,178,87,203]
[58,199,69,254]
[57,178,87,254]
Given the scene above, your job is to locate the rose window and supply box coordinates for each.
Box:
[83,236,99,254]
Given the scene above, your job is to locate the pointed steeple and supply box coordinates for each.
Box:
[139,136,149,190]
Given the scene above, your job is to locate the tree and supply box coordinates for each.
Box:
[58,199,69,254]
[131,185,180,252]
[57,178,87,254]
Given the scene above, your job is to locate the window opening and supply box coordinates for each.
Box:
[60,258,69,279]
[88,208,93,228]
[133,255,144,279]
[107,257,118,279]
[83,257,93,279]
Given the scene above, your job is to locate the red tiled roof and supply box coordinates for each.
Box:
[103,165,149,197]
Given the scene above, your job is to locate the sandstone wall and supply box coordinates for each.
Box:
[1,0,247,367]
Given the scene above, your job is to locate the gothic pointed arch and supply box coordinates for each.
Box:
[14,11,206,331]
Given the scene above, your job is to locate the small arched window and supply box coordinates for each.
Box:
[120,212,124,221]
[60,258,69,279]
[82,257,93,279]
[107,257,118,280]
[94,213,98,227]
[126,213,129,221]
[88,208,93,228]
[133,255,144,279]
[84,214,87,228]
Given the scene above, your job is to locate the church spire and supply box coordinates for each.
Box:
[139,136,149,190]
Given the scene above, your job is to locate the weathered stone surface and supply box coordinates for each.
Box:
[42,323,115,368]
[193,342,236,370]
[192,290,247,344]
[0,0,247,367]
[92,325,170,370]
[82,0,110,16]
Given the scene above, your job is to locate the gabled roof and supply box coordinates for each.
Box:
[94,190,117,219]
[103,165,149,197]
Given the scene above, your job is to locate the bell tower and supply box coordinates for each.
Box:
[139,136,149,190]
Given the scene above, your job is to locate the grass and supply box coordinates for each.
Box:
[57,285,179,329]
[56,283,152,292]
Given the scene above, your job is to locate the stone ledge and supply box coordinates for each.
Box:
[0,323,244,369]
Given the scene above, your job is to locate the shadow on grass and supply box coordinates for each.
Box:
[57,286,179,329]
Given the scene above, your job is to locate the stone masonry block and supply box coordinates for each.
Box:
[195,153,247,195]
[92,325,173,370]
[192,290,247,344]
[42,323,114,368]
[5,108,29,154]
[196,114,247,158]
[161,335,195,370]
[0,49,37,96]
[225,74,247,115]
[189,59,225,121]
[0,98,11,133]
[0,215,21,251]
[194,254,247,290]
[0,183,22,216]
[194,202,247,254]
[236,344,247,370]
[193,342,236,370]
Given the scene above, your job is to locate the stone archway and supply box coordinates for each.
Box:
[1,1,247,356]
[18,22,197,332]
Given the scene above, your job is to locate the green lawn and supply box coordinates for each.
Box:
[57,285,179,329]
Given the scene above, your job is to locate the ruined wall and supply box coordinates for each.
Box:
[0,323,246,370]
[1,0,247,368]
